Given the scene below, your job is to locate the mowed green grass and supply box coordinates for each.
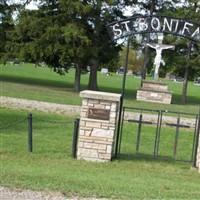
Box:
[120,122,195,162]
[0,108,200,199]
[0,63,200,198]
[1,63,200,114]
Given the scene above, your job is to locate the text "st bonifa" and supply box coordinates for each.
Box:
[107,15,200,43]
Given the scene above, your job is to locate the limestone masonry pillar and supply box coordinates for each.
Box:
[77,90,121,162]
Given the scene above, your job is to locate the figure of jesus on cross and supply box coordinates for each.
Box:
[146,33,175,81]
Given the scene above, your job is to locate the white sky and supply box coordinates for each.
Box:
[25,1,38,10]
[13,1,192,14]
[12,0,38,10]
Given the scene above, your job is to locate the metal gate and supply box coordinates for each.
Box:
[117,107,200,163]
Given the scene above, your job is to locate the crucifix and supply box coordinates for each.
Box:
[146,33,175,81]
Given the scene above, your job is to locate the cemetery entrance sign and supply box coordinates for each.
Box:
[107,15,200,43]
[106,15,200,157]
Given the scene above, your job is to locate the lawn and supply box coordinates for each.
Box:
[1,63,200,199]
[120,121,196,162]
[0,108,200,199]
[1,63,200,114]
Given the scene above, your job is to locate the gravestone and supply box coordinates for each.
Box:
[77,90,121,162]
[101,68,108,74]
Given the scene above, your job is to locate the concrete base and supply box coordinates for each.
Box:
[136,80,172,104]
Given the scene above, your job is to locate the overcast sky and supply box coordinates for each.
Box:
[25,1,38,10]
[12,0,38,10]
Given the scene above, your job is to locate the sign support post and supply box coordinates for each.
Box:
[115,36,131,157]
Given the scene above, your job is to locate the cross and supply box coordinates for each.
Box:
[146,33,175,81]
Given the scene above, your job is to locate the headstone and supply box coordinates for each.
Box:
[127,69,133,75]
[101,68,108,74]
[194,77,200,86]
[77,90,121,162]
[165,73,171,79]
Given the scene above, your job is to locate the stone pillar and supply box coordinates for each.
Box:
[77,90,121,162]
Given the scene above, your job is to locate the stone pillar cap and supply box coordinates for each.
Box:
[80,90,121,102]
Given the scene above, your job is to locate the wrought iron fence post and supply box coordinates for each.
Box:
[72,118,80,158]
[173,116,180,159]
[28,113,33,152]
[115,36,131,158]
[154,110,162,157]
[192,109,200,168]
[136,114,142,152]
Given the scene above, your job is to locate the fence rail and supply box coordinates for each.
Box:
[0,113,79,156]
[118,107,200,166]
[0,118,27,130]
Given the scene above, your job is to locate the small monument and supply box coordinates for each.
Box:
[136,33,174,104]
[77,90,121,162]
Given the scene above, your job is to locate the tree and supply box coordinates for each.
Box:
[128,0,200,103]
[5,0,92,92]
[164,0,200,103]
[4,0,127,92]
[81,0,126,91]
[60,0,123,91]
[122,0,180,81]
[0,0,15,62]
[119,46,143,73]
[180,1,200,103]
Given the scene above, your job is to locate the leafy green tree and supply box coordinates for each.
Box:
[5,0,91,92]
[163,0,200,103]
[79,0,124,91]
[131,0,200,103]
[4,0,128,92]
[119,46,143,73]
[0,0,15,62]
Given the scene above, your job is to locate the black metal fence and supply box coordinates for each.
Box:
[2,109,199,166]
[117,107,200,166]
[0,114,79,157]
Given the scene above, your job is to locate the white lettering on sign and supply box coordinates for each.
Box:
[151,17,161,31]
[182,22,193,35]
[138,18,148,31]
[108,15,200,43]
[113,23,122,37]
[191,27,200,38]
[121,21,130,32]
[162,18,180,33]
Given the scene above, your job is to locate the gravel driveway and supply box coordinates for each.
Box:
[0,96,196,125]
[0,186,67,200]
[0,96,81,116]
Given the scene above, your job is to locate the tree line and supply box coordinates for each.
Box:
[0,0,199,103]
